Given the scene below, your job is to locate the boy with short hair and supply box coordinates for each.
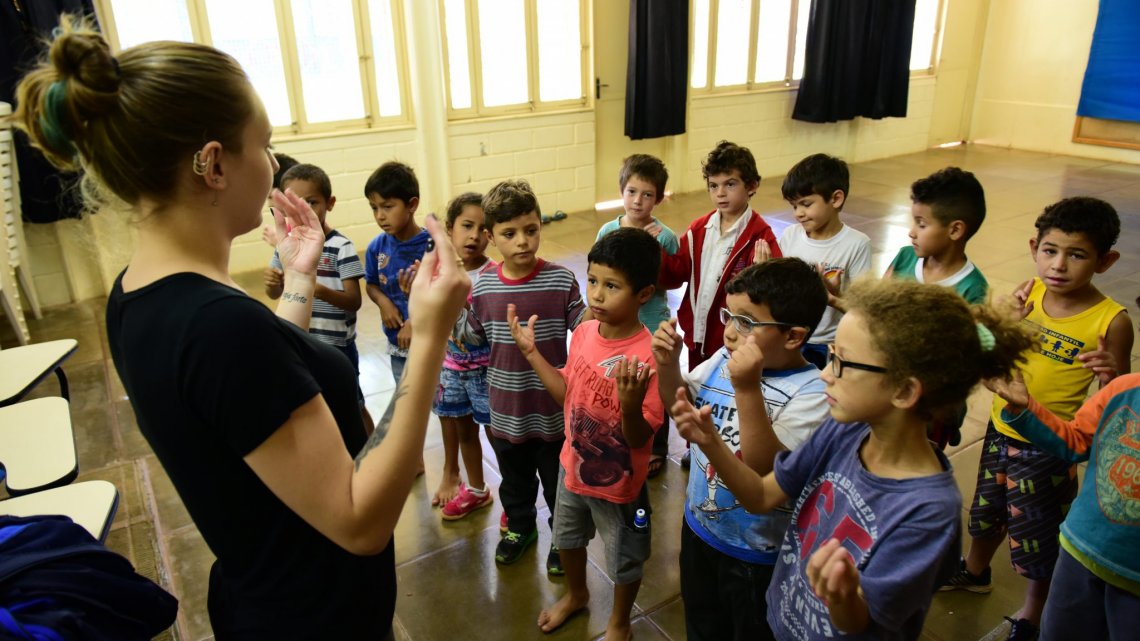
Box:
[597,153,678,477]
[363,161,430,383]
[455,179,586,571]
[263,163,372,432]
[659,140,782,369]
[778,153,872,369]
[880,166,990,449]
[943,196,1133,641]
[653,258,831,641]
[885,166,989,304]
[510,227,665,640]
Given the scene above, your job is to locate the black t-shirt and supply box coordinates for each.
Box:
[106,272,394,639]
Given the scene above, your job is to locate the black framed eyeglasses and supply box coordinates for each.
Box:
[827,345,888,378]
[719,308,795,336]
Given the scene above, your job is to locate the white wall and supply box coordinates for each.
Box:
[970,0,1140,163]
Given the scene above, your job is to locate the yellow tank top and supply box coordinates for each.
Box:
[991,278,1126,441]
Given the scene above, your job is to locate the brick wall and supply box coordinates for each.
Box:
[684,78,937,190]
[448,110,596,215]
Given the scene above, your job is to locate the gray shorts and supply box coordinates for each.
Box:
[552,466,652,584]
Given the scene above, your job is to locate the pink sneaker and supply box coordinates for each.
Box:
[441,483,494,521]
[500,512,509,533]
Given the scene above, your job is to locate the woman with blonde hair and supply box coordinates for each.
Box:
[14,18,470,639]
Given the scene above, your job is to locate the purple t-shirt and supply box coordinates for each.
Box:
[768,419,961,641]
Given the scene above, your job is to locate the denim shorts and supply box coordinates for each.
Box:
[433,366,491,425]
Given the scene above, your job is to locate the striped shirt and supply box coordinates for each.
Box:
[459,259,586,442]
[271,230,364,347]
[443,260,496,371]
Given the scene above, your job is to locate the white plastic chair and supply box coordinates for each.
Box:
[0,397,77,496]
[0,338,78,407]
[0,480,119,542]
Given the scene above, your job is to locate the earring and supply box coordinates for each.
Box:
[192,151,209,176]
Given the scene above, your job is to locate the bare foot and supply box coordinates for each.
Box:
[432,472,460,506]
[604,621,632,641]
[537,592,589,633]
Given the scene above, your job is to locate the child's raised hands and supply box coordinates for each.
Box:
[727,335,764,388]
[984,370,1029,412]
[263,267,284,291]
[507,303,539,356]
[670,387,717,448]
[1011,279,1035,319]
[806,538,861,610]
[261,222,278,248]
[651,319,683,367]
[752,240,772,265]
[397,260,420,295]
[616,355,655,411]
[1077,335,1119,386]
[818,263,842,298]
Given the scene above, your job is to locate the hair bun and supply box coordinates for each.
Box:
[50,26,122,118]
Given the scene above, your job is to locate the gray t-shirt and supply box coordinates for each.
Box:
[778,224,872,345]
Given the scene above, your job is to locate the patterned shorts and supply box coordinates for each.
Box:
[433,366,491,425]
[968,422,1078,580]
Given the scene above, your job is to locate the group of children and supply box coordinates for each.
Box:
[261,141,1135,641]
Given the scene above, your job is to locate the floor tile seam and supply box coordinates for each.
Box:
[393,524,502,568]
[135,457,194,641]
[632,593,681,619]
[137,457,179,582]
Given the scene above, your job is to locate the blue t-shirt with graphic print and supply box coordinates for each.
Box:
[364,229,430,356]
[684,347,829,565]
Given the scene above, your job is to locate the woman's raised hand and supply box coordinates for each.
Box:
[270,189,324,276]
[409,215,472,341]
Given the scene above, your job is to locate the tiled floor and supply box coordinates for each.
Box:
[4,144,1139,641]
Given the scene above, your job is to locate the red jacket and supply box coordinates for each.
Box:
[659,209,782,360]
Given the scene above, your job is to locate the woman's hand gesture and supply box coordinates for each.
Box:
[408,216,471,342]
[270,189,324,277]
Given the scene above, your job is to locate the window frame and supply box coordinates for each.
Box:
[438,0,590,121]
[690,0,944,97]
[93,0,414,136]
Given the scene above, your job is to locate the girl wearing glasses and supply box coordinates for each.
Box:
[671,278,1033,641]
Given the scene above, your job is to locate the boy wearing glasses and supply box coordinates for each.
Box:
[652,258,830,641]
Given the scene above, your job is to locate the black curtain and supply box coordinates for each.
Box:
[2,0,97,223]
[792,0,916,124]
[625,0,688,140]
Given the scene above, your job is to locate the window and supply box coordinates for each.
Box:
[97,0,411,134]
[439,0,588,118]
[691,0,943,93]
[910,0,942,72]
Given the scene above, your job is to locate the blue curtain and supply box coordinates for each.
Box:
[1077,0,1140,123]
